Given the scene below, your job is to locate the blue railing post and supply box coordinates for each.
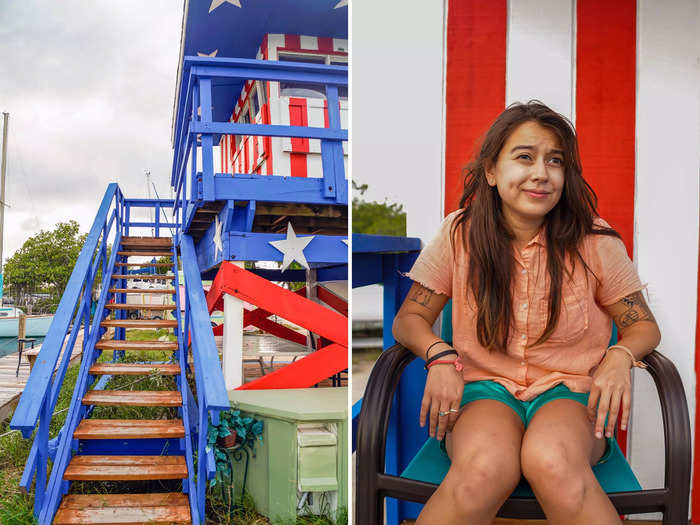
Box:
[198,77,215,202]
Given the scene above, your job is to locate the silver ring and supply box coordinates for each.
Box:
[438,411,449,417]
[449,408,459,413]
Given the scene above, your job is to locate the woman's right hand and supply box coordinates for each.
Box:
[420,360,464,440]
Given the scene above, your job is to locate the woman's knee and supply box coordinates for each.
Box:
[448,447,521,511]
[520,439,587,511]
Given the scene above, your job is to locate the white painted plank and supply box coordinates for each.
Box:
[506,0,575,120]
[630,0,700,519]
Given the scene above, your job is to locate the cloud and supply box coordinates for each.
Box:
[0,0,182,258]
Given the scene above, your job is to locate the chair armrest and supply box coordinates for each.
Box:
[356,344,417,482]
[642,350,691,500]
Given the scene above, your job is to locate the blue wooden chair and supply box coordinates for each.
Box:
[356,301,691,524]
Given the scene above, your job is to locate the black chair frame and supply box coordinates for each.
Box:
[356,344,691,524]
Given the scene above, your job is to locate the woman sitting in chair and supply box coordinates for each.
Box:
[393,101,661,524]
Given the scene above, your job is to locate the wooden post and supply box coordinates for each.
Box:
[18,312,26,341]
[306,268,318,350]
[222,261,245,390]
[18,313,26,367]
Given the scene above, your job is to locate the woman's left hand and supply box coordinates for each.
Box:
[587,350,633,439]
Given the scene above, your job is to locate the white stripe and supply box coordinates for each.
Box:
[300,35,318,50]
[630,1,700,518]
[332,38,348,52]
[506,0,575,121]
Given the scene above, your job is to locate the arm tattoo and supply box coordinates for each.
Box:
[614,291,656,328]
[409,285,435,307]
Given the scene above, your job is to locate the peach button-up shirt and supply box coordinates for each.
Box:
[406,211,644,401]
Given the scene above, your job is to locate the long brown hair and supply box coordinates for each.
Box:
[452,100,620,352]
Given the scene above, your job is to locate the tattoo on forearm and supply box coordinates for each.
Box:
[409,285,435,307]
[614,291,656,328]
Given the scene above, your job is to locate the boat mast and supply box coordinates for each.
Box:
[0,112,8,307]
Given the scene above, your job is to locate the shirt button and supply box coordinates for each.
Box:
[521,269,527,274]
[522,304,528,309]
[521,334,526,340]
[520,361,526,366]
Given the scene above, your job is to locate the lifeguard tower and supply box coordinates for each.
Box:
[10,2,348,523]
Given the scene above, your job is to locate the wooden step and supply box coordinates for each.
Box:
[118,251,173,257]
[74,419,185,439]
[105,304,177,311]
[115,262,172,267]
[111,274,174,280]
[89,363,180,376]
[82,390,182,407]
[109,288,176,294]
[96,340,178,352]
[121,236,173,248]
[100,319,177,329]
[64,455,187,481]
[54,493,191,524]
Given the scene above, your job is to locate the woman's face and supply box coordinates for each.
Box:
[485,120,565,231]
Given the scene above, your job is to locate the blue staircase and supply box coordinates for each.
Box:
[10,184,230,524]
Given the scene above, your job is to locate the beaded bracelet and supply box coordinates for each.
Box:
[424,349,458,370]
[607,344,648,369]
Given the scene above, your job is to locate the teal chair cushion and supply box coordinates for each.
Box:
[402,300,642,495]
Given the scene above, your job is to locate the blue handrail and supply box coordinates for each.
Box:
[10,184,121,436]
[180,234,229,519]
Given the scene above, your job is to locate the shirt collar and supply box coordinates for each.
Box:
[525,225,547,248]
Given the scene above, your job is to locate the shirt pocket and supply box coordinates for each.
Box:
[539,282,589,343]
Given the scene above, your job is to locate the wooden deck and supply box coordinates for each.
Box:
[0,331,85,423]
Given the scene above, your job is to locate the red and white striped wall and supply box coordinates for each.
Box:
[219,33,348,180]
[356,0,699,519]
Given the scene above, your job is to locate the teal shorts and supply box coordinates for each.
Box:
[442,380,614,465]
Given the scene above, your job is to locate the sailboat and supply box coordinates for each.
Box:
[0,112,53,338]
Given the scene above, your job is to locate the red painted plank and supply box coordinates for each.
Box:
[218,262,347,346]
[236,343,347,390]
[576,0,637,457]
[576,0,636,255]
[316,286,348,317]
[444,0,507,214]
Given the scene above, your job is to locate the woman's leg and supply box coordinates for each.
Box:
[520,399,620,525]
[416,399,525,525]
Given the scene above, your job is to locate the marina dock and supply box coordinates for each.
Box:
[0,331,85,422]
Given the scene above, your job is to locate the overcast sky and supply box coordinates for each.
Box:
[0,1,183,260]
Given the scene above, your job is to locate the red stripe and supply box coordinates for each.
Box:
[576,0,636,457]
[317,37,334,53]
[444,0,507,215]
[284,34,300,49]
[243,138,249,173]
[263,99,273,175]
[290,153,307,178]
[288,97,309,178]
[694,221,700,521]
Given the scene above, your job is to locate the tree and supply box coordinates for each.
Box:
[352,181,406,236]
[4,221,87,309]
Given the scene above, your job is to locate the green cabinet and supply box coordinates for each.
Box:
[228,388,348,522]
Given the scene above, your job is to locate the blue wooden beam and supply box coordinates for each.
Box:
[353,233,421,253]
[190,122,347,141]
[186,57,347,85]
[211,173,348,205]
